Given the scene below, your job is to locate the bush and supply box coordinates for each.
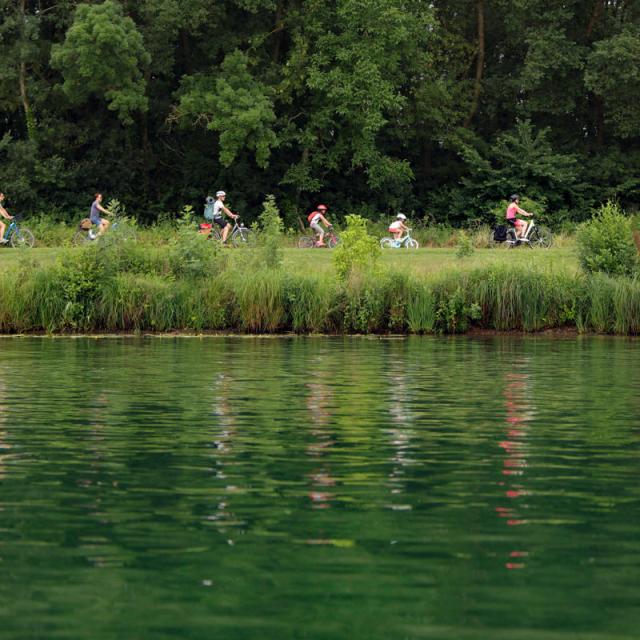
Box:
[576,201,639,277]
[332,215,380,281]
[254,195,284,269]
[455,230,475,258]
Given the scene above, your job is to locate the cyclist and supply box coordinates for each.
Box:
[0,192,14,244]
[213,190,239,244]
[506,194,531,239]
[307,204,332,247]
[90,193,113,238]
[388,213,409,243]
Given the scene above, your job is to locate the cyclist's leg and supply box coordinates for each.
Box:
[515,219,526,238]
[311,221,324,245]
[0,221,6,243]
[222,222,232,243]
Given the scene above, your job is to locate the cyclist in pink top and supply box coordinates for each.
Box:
[506,194,531,239]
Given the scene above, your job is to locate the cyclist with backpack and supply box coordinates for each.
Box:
[211,190,239,244]
[307,204,332,247]
[506,194,531,239]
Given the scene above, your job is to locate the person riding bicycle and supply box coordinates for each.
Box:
[389,214,409,243]
[213,190,239,244]
[0,192,14,244]
[506,194,531,239]
[90,193,113,238]
[307,204,332,247]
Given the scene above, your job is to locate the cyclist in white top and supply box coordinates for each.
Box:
[212,190,239,244]
[388,214,409,241]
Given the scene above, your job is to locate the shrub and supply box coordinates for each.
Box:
[254,194,284,269]
[332,215,380,280]
[576,201,638,276]
[455,230,475,258]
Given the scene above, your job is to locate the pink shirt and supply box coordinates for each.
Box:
[506,203,520,220]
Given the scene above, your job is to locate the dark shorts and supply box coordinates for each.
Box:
[213,216,228,229]
[506,218,517,227]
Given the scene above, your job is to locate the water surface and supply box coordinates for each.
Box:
[0,337,639,639]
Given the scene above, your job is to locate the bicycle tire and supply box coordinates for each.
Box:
[406,238,419,249]
[298,235,315,249]
[10,227,35,248]
[73,229,92,246]
[530,226,553,248]
[380,238,394,248]
[232,227,253,247]
[326,233,339,248]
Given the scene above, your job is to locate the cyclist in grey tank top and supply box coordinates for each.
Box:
[90,193,113,237]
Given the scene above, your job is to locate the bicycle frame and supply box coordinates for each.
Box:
[507,219,536,245]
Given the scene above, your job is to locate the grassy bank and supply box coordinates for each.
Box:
[0,240,638,335]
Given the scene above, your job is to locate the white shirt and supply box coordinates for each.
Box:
[213,200,225,218]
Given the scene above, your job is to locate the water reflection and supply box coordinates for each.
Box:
[305,354,336,511]
[206,372,237,543]
[385,358,416,511]
[498,359,535,570]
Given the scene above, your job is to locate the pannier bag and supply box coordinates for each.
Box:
[79,218,92,230]
[493,225,507,242]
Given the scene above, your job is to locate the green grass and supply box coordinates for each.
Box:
[1,245,580,277]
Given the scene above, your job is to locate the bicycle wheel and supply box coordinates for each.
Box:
[406,238,419,249]
[326,232,339,248]
[298,235,315,248]
[10,227,35,248]
[232,227,254,247]
[530,226,553,248]
[380,238,394,248]
[73,229,92,246]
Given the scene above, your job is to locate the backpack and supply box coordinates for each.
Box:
[307,211,318,223]
[493,225,507,241]
[204,202,215,221]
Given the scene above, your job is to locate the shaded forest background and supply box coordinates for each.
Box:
[1,0,639,226]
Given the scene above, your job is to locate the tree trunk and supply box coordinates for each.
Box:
[586,0,605,39]
[271,0,285,63]
[464,0,485,128]
[18,0,35,139]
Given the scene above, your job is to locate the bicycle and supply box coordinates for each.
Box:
[73,216,136,246]
[380,229,419,249]
[200,217,254,247]
[1,215,35,248]
[297,226,340,248]
[493,218,552,249]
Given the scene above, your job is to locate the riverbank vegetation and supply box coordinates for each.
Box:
[1,238,638,336]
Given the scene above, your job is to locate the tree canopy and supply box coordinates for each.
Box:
[1,0,639,224]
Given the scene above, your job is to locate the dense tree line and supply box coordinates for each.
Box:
[1,0,639,225]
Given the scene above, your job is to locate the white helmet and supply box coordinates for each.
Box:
[396,213,407,220]
[216,190,226,197]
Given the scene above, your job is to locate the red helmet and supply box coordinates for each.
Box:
[317,204,328,211]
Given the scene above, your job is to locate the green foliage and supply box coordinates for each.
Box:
[585,27,640,139]
[255,195,284,269]
[51,1,151,124]
[576,202,639,277]
[177,50,277,168]
[332,215,381,281]
[2,0,640,220]
[455,231,475,259]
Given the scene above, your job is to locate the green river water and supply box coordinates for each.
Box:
[0,337,639,639]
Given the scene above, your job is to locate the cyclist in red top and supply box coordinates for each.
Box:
[307,204,331,247]
[506,194,531,239]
